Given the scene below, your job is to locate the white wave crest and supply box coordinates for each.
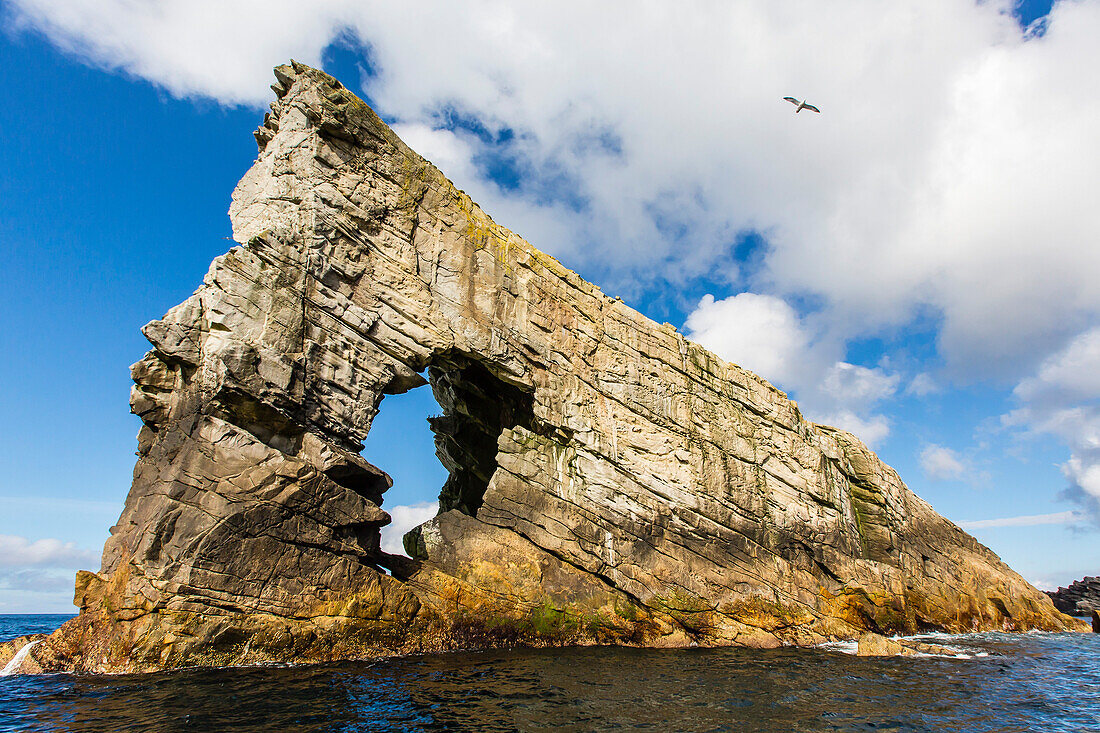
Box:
[1,640,39,676]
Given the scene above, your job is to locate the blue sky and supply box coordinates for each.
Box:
[2,0,1098,612]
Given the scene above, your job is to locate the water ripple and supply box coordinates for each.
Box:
[1,619,1098,732]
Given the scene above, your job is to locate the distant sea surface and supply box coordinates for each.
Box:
[2,614,1099,732]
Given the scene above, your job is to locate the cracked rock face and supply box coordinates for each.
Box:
[15,62,1083,674]
[1046,577,1100,615]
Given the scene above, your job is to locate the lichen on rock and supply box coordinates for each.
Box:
[20,62,1084,674]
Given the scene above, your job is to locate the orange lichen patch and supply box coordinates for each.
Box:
[719,596,816,634]
[817,587,911,636]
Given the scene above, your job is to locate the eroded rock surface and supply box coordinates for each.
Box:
[24,62,1082,673]
[1046,577,1100,615]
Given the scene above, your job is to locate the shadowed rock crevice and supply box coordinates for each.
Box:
[427,355,538,517]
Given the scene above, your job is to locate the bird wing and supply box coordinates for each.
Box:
[803,104,820,113]
[783,96,800,105]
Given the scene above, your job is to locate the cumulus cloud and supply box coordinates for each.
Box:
[1014,327,1100,405]
[919,444,967,481]
[4,0,346,104]
[380,501,438,556]
[817,411,892,447]
[683,293,818,387]
[390,124,480,187]
[684,292,898,445]
[821,363,900,413]
[0,535,96,568]
[1005,327,1100,522]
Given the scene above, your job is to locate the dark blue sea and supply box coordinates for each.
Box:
[2,615,1098,732]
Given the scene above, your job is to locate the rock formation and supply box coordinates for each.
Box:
[854,632,959,657]
[1046,577,1100,615]
[3,62,1083,674]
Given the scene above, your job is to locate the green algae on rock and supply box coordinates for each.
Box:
[6,62,1083,674]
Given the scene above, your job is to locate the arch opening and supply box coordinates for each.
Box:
[363,354,537,559]
[427,355,536,517]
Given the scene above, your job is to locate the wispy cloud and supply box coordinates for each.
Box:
[920,444,967,481]
[0,568,79,592]
[380,502,438,555]
[1004,327,1100,523]
[906,373,940,397]
[957,510,1083,530]
[1027,569,1096,593]
[0,535,97,568]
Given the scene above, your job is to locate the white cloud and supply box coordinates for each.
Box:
[5,0,347,105]
[920,444,967,481]
[906,372,940,397]
[0,568,79,592]
[1015,327,1100,405]
[822,363,900,413]
[1027,569,1096,593]
[957,510,1083,530]
[380,501,438,556]
[1029,577,1058,593]
[684,292,897,446]
[0,535,96,568]
[1005,327,1100,521]
[683,293,818,387]
[816,410,891,447]
[390,124,480,186]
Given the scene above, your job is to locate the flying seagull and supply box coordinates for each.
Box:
[783,97,820,114]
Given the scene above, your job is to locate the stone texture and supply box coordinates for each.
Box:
[0,636,46,675]
[1046,576,1100,615]
[29,62,1083,673]
[854,632,959,658]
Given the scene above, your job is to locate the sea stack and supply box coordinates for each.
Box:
[8,62,1083,674]
[1046,576,1100,616]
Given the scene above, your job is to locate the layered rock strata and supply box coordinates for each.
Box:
[7,62,1082,674]
[1046,577,1100,615]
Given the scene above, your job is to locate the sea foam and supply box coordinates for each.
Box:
[1,641,39,676]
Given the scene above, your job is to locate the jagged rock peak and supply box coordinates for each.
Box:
[1046,576,1100,615]
[8,61,1082,674]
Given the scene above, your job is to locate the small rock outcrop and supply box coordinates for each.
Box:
[1046,577,1100,616]
[10,62,1082,674]
[854,632,958,658]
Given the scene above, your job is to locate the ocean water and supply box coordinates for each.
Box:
[1,615,1098,732]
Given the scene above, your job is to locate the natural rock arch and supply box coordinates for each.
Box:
[16,62,1081,674]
